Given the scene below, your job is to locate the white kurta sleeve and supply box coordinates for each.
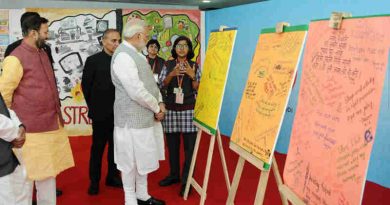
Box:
[0,113,19,142]
[9,109,21,126]
[158,91,162,103]
[113,52,160,114]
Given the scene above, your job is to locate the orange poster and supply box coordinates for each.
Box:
[230,25,307,168]
[284,16,390,205]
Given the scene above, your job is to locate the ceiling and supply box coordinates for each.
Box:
[57,0,267,10]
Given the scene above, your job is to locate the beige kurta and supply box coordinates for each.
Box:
[0,56,74,181]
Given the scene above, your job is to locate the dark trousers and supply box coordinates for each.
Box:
[165,132,197,185]
[89,119,118,184]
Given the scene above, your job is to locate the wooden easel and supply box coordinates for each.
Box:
[225,21,311,205]
[226,143,284,205]
[183,125,231,205]
[278,184,306,205]
[226,143,307,205]
[254,14,352,205]
[271,13,353,205]
[183,25,236,204]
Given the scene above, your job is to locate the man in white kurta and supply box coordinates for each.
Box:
[0,107,29,205]
[111,20,165,205]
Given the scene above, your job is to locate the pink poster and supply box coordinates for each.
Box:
[284,16,390,205]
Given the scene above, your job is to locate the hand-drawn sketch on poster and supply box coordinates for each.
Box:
[230,25,307,168]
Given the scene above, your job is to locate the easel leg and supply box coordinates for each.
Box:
[199,132,216,205]
[254,169,270,205]
[279,184,306,205]
[217,129,231,191]
[272,156,288,205]
[226,156,245,205]
[184,130,202,200]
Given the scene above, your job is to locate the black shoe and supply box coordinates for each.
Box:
[105,176,123,188]
[158,175,180,187]
[179,184,192,197]
[137,197,165,205]
[87,183,99,195]
[56,188,63,197]
[32,201,37,205]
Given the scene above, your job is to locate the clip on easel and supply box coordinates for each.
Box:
[329,11,352,29]
[276,22,290,33]
[219,25,229,32]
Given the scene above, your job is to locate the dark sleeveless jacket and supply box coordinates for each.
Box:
[164,60,198,111]
[0,94,19,177]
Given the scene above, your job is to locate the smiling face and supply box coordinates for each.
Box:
[174,40,189,58]
[34,23,48,49]
[147,43,159,57]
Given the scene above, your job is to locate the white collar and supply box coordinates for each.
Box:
[123,40,139,53]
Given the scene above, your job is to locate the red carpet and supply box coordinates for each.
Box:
[57,133,390,205]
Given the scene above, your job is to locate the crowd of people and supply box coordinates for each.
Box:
[0,11,202,205]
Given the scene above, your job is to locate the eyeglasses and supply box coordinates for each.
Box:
[175,44,189,49]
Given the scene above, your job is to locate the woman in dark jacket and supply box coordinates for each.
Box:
[146,39,166,83]
[158,36,201,196]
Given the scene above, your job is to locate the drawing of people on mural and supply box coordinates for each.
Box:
[122,10,201,62]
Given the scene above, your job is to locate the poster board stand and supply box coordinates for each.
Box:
[276,13,351,205]
[226,143,290,205]
[227,144,306,205]
[183,25,237,204]
[183,125,231,205]
[278,184,306,205]
[277,13,352,205]
[227,144,308,205]
[226,23,308,205]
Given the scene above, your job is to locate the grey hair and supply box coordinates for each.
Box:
[122,20,146,39]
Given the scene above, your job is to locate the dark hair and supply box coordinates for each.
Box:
[102,29,120,39]
[171,36,194,60]
[20,12,40,25]
[22,15,42,37]
[40,17,49,24]
[146,39,161,51]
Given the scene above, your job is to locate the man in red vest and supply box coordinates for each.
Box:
[0,14,74,205]
[4,12,63,200]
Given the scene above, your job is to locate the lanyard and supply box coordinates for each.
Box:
[177,75,184,88]
[147,56,158,73]
[176,59,185,88]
